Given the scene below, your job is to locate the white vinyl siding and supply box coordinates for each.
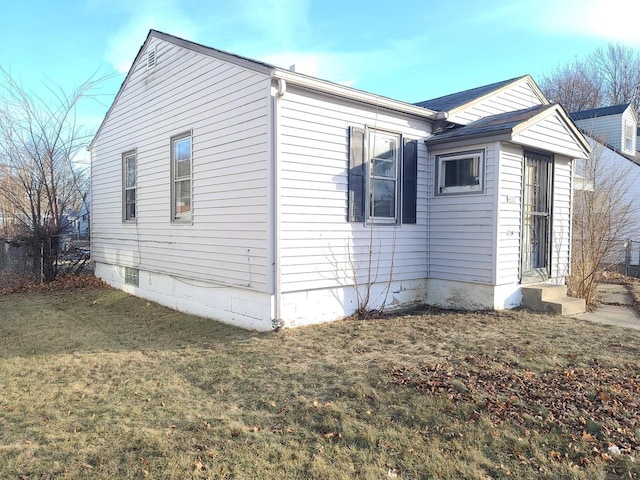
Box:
[513,113,590,159]
[428,143,497,284]
[495,143,523,284]
[551,156,572,281]
[573,113,623,151]
[587,137,640,235]
[448,81,544,125]
[277,86,430,293]
[91,37,272,292]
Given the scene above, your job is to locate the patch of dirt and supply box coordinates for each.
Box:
[0,273,109,295]
[390,357,640,462]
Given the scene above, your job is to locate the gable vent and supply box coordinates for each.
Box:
[146,48,157,69]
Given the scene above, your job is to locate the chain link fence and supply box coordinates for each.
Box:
[625,239,640,277]
[602,239,640,277]
[0,239,41,288]
[0,235,91,290]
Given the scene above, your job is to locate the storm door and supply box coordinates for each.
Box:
[521,151,553,281]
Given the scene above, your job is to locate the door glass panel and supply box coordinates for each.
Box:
[522,153,552,278]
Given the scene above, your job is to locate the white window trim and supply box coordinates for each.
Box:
[435,149,485,196]
[122,150,136,222]
[366,128,402,224]
[171,131,193,223]
[623,121,634,153]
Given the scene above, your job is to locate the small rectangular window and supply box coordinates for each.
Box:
[171,132,192,221]
[123,151,136,221]
[624,122,634,152]
[124,267,139,287]
[436,150,484,195]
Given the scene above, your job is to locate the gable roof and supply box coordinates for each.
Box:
[426,104,552,143]
[569,103,631,121]
[414,75,548,117]
[415,76,525,111]
[90,30,439,149]
[426,103,591,157]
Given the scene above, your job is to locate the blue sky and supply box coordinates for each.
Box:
[2,0,639,148]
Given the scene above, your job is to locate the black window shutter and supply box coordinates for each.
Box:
[402,139,418,224]
[348,126,366,222]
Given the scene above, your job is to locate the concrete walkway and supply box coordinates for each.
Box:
[572,283,640,330]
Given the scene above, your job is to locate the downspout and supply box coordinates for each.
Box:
[272,77,286,329]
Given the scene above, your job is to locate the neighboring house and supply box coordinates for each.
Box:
[569,103,640,269]
[90,30,590,331]
[571,104,638,156]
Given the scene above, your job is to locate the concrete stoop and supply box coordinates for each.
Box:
[521,284,586,315]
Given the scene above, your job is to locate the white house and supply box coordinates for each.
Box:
[90,30,590,331]
[569,104,640,270]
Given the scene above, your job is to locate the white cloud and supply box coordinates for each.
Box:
[544,0,640,45]
[236,0,312,50]
[479,0,640,45]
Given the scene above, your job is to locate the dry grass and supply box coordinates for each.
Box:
[1,284,639,479]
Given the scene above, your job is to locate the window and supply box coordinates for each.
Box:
[124,267,139,287]
[624,121,634,152]
[348,126,417,224]
[123,151,136,221]
[436,150,484,195]
[369,131,399,220]
[171,132,192,221]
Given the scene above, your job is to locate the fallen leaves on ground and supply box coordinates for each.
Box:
[390,356,640,462]
[0,273,109,295]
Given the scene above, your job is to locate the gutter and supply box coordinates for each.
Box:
[271,78,286,330]
[273,68,440,120]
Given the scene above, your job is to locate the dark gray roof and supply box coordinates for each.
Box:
[149,30,275,73]
[426,104,554,144]
[414,76,527,112]
[569,103,630,121]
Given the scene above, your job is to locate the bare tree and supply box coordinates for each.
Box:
[0,67,104,281]
[569,140,639,305]
[591,44,640,109]
[539,59,602,113]
[541,43,640,112]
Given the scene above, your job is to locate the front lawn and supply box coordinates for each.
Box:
[1,281,639,479]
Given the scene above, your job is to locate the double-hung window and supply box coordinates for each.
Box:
[348,126,417,224]
[123,151,136,221]
[369,131,400,220]
[171,132,192,221]
[624,121,634,153]
[436,150,484,195]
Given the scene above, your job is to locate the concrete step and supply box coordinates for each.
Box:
[541,296,587,315]
[521,284,586,315]
[521,284,568,304]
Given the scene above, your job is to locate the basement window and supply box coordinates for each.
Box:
[124,267,139,287]
[436,150,484,195]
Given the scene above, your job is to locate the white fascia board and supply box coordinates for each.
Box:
[273,68,439,120]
